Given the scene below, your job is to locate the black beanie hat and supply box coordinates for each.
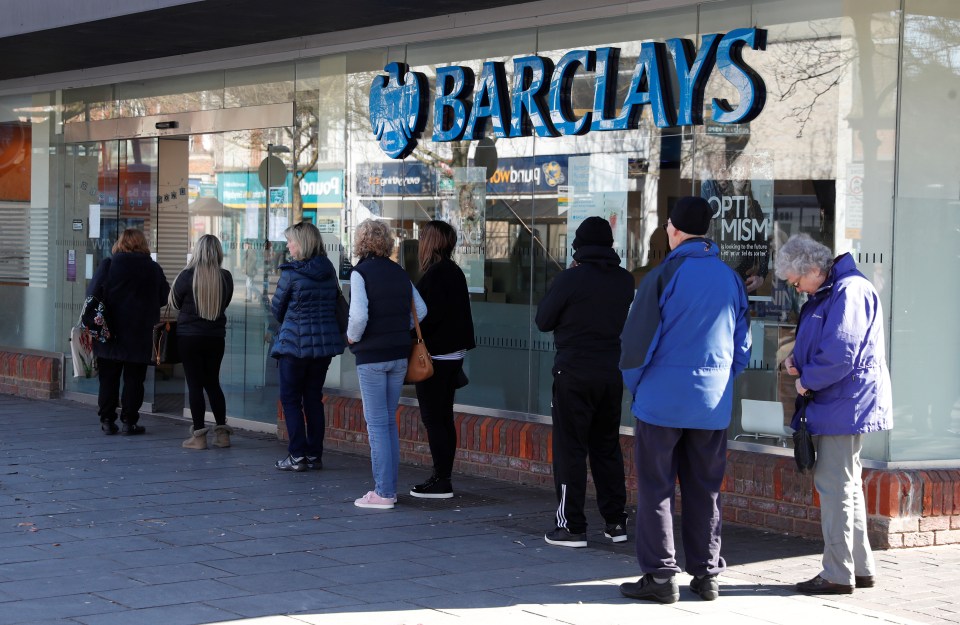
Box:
[669,196,712,236]
[572,216,614,249]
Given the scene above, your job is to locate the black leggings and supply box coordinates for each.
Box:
[178,335,227,430]
[413,359,462,479]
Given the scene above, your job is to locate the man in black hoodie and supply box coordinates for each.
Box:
[535,216,635,547]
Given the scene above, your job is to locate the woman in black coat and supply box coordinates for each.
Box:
[88,228,170,435]
[410,221,475,498]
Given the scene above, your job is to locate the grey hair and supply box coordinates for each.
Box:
[354,218,395,258]
[774,234,834,280]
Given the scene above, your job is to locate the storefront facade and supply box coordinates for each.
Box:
[1,0,958,545]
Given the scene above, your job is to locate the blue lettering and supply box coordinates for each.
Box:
[668,34,720,126]
[509,56,557,138]
[590,47,621,131]
[464,61,510,140]
[376,29,769,159]
[614,41,673,129]
[432,65,474,142]
[548,49,594,136]
[712,28,767,124]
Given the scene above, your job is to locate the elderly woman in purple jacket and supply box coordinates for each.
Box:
[775,234,892,596]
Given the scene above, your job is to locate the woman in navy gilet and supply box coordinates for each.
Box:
[347,219,426,509]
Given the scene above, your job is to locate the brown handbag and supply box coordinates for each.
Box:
[404,298,433,383]
[152,303,180,366]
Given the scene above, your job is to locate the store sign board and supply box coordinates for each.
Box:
[369,28,767,159]
[218,169,343,209]
[357,155,573,196]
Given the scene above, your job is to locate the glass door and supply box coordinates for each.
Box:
[64,128,296,426]
[175,129,294,424]
[63,138,161,403]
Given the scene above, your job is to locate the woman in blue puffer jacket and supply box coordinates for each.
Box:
[271,221,345,472]
[775,234,892,596]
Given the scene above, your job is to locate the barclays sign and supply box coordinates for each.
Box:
[369,28,766,159]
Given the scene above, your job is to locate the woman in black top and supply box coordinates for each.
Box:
[171,235,234,449]
[410,221,476,498]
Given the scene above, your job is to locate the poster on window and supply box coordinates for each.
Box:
[566,155,628,267]
[440,167,486,293]
[700,152,774,300]
[267,186,289,241]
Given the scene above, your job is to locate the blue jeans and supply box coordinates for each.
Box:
[278,356,332,459]
[356,358,407,499]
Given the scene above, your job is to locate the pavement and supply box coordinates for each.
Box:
[1,394,958,625]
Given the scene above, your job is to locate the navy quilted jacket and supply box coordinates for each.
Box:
[270,255,345,359]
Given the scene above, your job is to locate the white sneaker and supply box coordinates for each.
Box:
[354,490,396,509]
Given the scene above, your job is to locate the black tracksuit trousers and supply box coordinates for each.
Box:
[550,366,627,534]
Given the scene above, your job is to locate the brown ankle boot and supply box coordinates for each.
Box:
[211,424,232,448]
[182,427,209,450]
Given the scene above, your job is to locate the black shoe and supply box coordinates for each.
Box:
[275,454,308,472]
[120,423,146,435]
[855,575,875,588]
[690,574,719,601]
[544,527,587,548]
[620,574,679,604]
[306,456,323,470]
[603,522,628,543]
[101,422,119,435]
[410,475,453,499]
[796,575,854,595]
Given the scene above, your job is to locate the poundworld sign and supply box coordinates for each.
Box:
[369,28,767,159]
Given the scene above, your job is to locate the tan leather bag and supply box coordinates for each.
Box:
[404,298,433,383]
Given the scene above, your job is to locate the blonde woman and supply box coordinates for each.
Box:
[88,228,170,435]
[172,234,234,449]
[271,222,345,471]
[347,219,427,508]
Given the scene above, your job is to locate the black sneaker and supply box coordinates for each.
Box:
[275,454,308,472]
[544,527,587,548]
[603,522,628,543]
[620,574,679,604]
[410,475,453,499]
[101,421,119,435]
[690,574,719,601]
[120,423,146,435]
[306,456,323,470]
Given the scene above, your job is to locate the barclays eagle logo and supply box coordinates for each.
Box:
[369,62,428,159]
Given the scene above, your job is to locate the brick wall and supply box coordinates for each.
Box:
[279,395,960,549]
[0,349,61,399]
[724,451,960,548]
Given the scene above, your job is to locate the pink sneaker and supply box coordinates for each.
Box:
[354,491,396,509]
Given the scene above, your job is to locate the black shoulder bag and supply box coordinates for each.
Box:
[792,393,816,473]
[80,258,113,343]
[334,281,349,338]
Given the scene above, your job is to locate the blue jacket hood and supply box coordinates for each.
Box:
[279,255,335,281]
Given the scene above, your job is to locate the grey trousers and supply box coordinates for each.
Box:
[813,434,876,585]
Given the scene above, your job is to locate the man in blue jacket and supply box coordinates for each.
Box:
[618,196,751,604]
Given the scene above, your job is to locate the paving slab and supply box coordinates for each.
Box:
[0,395,957,624]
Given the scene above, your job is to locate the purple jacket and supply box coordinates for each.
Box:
[791,253,892,435]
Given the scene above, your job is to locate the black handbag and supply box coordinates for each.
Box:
[792,394,816,473]
[80,295,112,343]
[80,258,112,343]
[335,281,349,336]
